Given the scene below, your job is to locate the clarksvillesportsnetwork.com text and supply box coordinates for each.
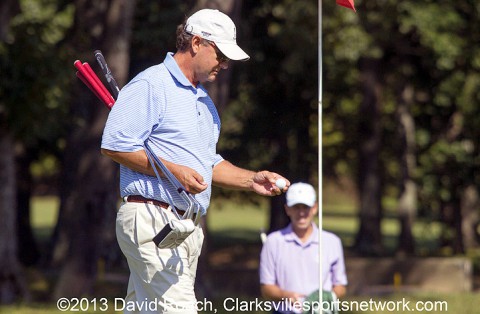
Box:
[324,298,448,313]
[56,296,448,312]
[223,297,448,313]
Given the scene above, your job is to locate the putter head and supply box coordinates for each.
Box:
[153,219,195,249]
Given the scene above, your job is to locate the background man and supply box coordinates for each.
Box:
[260,182,348,314]
[260,182,319,314]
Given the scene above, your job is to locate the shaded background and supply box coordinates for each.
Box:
[1,0,480,311]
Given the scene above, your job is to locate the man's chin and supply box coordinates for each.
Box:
[207,73,218,82]
[293,221,310,230]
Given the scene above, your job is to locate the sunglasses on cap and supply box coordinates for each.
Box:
[204,40,230,63]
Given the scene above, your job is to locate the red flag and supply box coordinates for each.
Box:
[336,0,356,12]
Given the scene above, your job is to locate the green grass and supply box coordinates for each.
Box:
[341,292,480,313]
[208,197,269,232]
[2,194,478,314]
[207,197,269,246]
[30,196,59,241]
[1,303,118,314]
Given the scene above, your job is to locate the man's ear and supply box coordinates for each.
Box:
[191,35,202,53]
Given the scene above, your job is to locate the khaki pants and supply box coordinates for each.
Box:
[116,201,204,314]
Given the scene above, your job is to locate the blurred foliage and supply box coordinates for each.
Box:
[218,0,318,184]
[1,0,480,251]
[322,0,480,228]
[0,0,73,172]
[128,0,195,75]
[323,0,480,251]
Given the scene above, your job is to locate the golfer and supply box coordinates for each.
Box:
[101,8,289,314]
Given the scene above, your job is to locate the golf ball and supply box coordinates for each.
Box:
[275,178,286,190]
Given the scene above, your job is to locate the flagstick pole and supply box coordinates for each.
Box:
[318,0,324,307]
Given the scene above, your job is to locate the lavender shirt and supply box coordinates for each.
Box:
[322,230,348,291]
[260,223,319,313]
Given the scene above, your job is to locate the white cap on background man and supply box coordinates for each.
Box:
[286,182,317,207]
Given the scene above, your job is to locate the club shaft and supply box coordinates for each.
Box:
[94,50,120,99]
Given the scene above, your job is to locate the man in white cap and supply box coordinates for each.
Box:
[101,8,289,314]
[259,182,347,314]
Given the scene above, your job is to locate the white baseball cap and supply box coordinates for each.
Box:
[286,182,317,207]
[184,9,250,61]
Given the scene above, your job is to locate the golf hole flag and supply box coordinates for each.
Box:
[336,0,356,11]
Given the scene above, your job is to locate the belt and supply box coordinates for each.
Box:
[126,195,186,216]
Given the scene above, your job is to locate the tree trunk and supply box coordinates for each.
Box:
[268,196,289,233]
[354,57,384,256]
[52,0,136,299]
[0,0,20,41]
[395,84,417,255]
[0,0,29,304]
[16,147,40,266]
[437,112,467,255]
[268,126,313,233]
[0,132,30,304]
[461,185,480,249]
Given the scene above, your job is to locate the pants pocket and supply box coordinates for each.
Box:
[135,203,170,246]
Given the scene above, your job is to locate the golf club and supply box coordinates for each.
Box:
[94,50,120,99]
[74,53,203,248]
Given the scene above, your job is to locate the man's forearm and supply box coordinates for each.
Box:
[261,284,286,301]
[333,285,346,298]
[101,148,157,176]
[212,160,256,190]
[101,148,208,194]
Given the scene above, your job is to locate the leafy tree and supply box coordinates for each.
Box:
[0,0,71,303]
[323,0,480,255]
[218,0,319,231]
[51,0,136,298]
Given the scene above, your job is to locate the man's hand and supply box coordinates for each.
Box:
[212,160,290,195]
[252,171,290,196]
[100,148,208,194]
[284,291,305,306]
[166,161,208,194]
[260,284,304,305]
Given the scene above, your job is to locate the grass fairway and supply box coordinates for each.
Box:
[30,196,59,241]
[2,195,479,314]
[208,196,269,246]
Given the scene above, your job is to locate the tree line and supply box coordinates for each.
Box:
[1,0,479,303]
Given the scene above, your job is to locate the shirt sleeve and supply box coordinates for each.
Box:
[259,237,277,285]
[213,154,224,166]
[331,237,348,286]
[101,79,162,152]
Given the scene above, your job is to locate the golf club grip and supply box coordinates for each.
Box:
[82,62,116,104]
[94,50,120,100]
[76,71,112,109]
[74,60,113,108]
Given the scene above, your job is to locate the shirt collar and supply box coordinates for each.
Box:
[163,52,207,97]
[284,223,319,247]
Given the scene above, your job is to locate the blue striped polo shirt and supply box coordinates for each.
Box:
[101,53,223,214]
